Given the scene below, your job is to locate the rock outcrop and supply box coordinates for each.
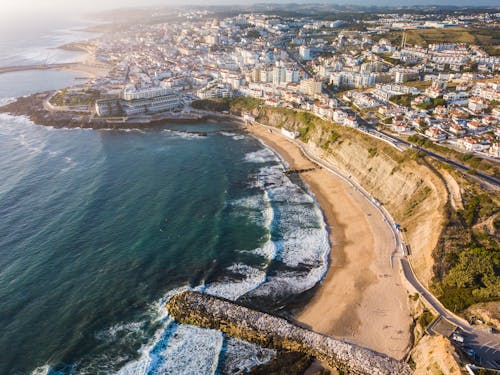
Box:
[166,291,412,375]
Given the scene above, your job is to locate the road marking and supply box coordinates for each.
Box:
[486,361,499,370]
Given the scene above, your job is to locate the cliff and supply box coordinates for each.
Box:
[255,105,500,316]
[252,106,448,289]
[166,291,412,375]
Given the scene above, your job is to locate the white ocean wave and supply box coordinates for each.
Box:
[115,286,192,375]
[59,156,78,173]
[119,129,146,134]
[162,129,206,139]
[221,337,276,374]
[203,263,267,301]
[243,148,277,164]
[0,113,33,127]
[241,161,330,300]
[48,150,62,158]
[220,131,246,141]
[95,321,145,342]
[113,143,329,375]
[0,97,17,106]
[144,324,223,375]
[115,317,176,375]
[30,365,51,375]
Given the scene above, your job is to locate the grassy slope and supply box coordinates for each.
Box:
[376,27,500,56]
[429,167,499,315]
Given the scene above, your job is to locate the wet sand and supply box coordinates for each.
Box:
[246,123,412,360]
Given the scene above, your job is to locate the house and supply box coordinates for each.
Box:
[344,116,359,128]
[489,143,500,158]
[265,98,279,107]
[425,127,447,141]
[482,116,497,126]
[392,121,411,133]
[449,108,468,123]
[467,120,487,134]
[424,87,443,99]
[468,97,488,114]
[449,124,466,136]
[438,121,451,131]
[282,128,300,139]
[444,91,469,105]
[333,109,347,123]
[434,105,448,116]
[411,95,431,109]
[412,117,429,130]
[461,137,482,152]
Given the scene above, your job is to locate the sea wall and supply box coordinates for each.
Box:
[166,291,412,375]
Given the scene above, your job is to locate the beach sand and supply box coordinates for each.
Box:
[246,123,412,360]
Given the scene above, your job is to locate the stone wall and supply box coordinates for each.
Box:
[166,291,412,375]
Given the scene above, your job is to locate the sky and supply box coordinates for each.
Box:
[1,0,498,19]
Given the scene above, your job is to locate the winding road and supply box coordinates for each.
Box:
[286,44,499,190]
[282,39,500,369]
[253,119,500,370]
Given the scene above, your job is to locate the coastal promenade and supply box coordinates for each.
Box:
[246,121,412,360]
[248,120,500,370]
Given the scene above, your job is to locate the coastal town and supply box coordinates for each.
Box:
[41,8,500,161]
[0,4,499,375]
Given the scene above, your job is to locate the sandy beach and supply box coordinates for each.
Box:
[246,123,412,360]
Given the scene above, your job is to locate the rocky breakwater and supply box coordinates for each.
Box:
[166,291,412,375]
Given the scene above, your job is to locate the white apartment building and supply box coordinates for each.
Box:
[299,46,311,61]
[123,87,174,101]
[299,78,322,96]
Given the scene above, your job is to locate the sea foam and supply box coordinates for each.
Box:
[113,143,330,375]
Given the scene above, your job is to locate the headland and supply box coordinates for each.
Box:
[0,91,231,129]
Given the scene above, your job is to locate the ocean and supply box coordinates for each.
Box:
[0,19,330,375]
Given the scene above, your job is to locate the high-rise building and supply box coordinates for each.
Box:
[285,68,300,83]
[272,66,286,85]
[299,46,311,61]
[300,78,322,95]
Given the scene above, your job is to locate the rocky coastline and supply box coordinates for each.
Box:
[0,91,232,130]
[166,291,412,375]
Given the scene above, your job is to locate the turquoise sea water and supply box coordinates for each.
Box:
[0,70,330,374]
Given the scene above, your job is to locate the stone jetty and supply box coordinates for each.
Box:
[166,291,412,375]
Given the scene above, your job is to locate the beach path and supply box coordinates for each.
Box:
[247,123,412,360]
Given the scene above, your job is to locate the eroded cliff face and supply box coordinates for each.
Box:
[166,291,412,375]
[253,107,448,288]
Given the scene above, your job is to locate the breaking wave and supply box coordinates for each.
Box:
[12,121,329,375]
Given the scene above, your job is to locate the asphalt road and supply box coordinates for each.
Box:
[286,45,499,189]
[283,47,499,368]
[401,258,500,369]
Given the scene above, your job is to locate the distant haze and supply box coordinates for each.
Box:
[1,0,498,25]
[2,0,500,14]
